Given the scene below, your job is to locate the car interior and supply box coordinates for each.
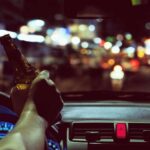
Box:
[1,0,150,150]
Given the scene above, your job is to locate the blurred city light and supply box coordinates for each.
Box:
[20,25,36,34]
[81,42,89,48]
[137,46,145,58]
[93,37,102,44]
[111,45,120,54]
[27,19,45,27]
[51,28,70,46]
[125,47,135,57]
[108,59,115,66]
[88,25,95,32]
[80,49,88,55]
[46,29,54,35]
[130,59,140,71]
[110,65,124,80]
[116,41,123,47]
[99,40,105,47]
[20,25,30,34]
[104,42,112,50]
[106,36,115,43]
[144,38,150,50]
[27,19,45,32]
[145,39,150,45]
[71,36,80,45]
[131,0,142,6]
[96,18,103,22]
[145,47,150,55]
[125,33,132,40]
[45,35,52,45]
[0,30,17,38]
[144,39,150,55]
[114,65,123,71]
[116,34,124,41]
[69,24,79,33]
[79,24,87,31]
[54,14,64,20]
[17,34,45,43]
[145,22,150,30]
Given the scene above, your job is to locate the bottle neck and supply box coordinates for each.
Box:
[0,35,37,84]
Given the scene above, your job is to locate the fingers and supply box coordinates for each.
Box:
[10,86,30,115]
[31,76,63,124]
[38,71,55,86]
[29,70,50,90]
[39,70,50,79]
[10,70,53,115]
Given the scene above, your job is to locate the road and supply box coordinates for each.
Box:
[55,69,150,93]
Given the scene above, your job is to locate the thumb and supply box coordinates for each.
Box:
[30,70,50,88]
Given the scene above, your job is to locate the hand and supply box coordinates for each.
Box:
[11,71,63,124]
[10,71,49,115]
[10,83,29,115]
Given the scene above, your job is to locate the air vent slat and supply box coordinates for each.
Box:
[129,123,150,140]
[70,122,114,142]
[74,131,113,135]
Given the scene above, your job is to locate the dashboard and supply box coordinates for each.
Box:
[60,101,150,150]
[1,91,150,150]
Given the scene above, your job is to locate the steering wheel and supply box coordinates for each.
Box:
[0,91,17,121]
[0,92,13,111]
[0,92,18,140]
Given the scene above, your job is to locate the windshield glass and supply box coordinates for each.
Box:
[0,0,150,93]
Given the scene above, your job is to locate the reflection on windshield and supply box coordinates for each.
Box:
[0,18,150,93]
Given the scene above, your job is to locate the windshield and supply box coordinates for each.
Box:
[0,0,150,93]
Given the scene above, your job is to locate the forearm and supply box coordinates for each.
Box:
[0,132,26,150]
[0,101,47,150]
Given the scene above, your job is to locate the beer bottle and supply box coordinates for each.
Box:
[0,34,38,90]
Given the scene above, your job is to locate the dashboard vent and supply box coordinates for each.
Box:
[70,122,114,142]
[129,123,150,140]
